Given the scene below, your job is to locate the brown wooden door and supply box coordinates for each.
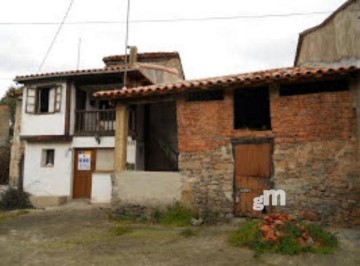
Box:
[73,149,96,198]
[234,142,272,217]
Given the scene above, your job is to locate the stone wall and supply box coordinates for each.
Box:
[179,145,234,219]
[274,140,360,226]
[176,86,360,225]
[9,99,24,187]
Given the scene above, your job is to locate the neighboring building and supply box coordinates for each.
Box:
[13,51,184,205]
[295,0,360,67]
[95,66,360,226]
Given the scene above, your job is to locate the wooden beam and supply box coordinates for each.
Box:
[114,103,128,173]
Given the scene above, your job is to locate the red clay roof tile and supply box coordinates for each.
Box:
[93,66,359,100]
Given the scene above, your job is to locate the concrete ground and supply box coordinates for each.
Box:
[0,206,359,266]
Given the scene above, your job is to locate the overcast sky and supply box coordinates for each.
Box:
[0,0,346,97]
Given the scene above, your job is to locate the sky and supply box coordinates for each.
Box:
[0,0,347,97]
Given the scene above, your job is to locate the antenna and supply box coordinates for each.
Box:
[77,38,82,70]
[123,0,131,89]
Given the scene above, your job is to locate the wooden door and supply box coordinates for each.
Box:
[234,142,272,217]
[73,149,96,198]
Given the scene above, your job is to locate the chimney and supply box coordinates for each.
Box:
[129,46,138,66]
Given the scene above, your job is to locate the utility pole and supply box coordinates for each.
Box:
[77,38,82,70]
[123,0,131,89]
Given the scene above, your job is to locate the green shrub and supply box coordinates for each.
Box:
[0,188,32,210]
[158,202,195,227]
[228,220,338,256]
[228,220,261,247]
[306,224,338,254]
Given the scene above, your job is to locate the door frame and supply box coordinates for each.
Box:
[231,138,274,217]
[72,148,97,199]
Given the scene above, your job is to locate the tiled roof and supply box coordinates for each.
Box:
[93,66,359,99]
[15,66,130,82]
[103,52,180,64]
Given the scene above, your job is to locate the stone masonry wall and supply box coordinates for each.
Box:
[9,99,24,187]
[177,88,360,225]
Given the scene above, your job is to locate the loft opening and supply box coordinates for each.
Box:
[127,101,178,172]
[279,79,348,96]
[234,87,271,130]
[185,89,224,101]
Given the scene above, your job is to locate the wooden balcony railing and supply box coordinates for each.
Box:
[75,109,115,135]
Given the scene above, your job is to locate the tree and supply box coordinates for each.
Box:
[0,86,22,137]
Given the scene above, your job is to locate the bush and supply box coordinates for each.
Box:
[0,146,10,185]
[0,188,32,210]
[228,214,338,256]
[158,202,195,227]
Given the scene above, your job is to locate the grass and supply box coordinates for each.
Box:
[110,202,195,227]
[179,228,198,237]
[228,220,338,256]
[110,226,133,236]
[0,209,29,223]
[157,203,195,227]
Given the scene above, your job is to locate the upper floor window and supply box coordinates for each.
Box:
[234,87,271,130]
[25,85,62,114]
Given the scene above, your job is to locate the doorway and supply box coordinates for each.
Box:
[73,149,96,198]
[234,140,273,217]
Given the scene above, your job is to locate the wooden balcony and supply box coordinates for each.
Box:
[75,109,115,135]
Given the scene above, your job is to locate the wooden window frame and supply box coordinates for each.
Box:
[25,84,62,114]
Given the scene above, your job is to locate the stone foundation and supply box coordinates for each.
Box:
[179,145,234,219]
[273,140,360,226]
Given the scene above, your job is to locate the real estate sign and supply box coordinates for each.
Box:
[78,151,92,171]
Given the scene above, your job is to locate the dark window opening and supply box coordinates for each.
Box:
[42,149,55,167]
[186,89,224,101]
[38,88,50,113]
[279,79,348,96]
[234,87,271,130]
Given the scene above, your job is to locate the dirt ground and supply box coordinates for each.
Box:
[0,206,359,266]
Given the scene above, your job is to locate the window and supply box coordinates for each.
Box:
[185,89,224,101]
[279,79,348,96]
[38,88,50,113]
[234,87,271,130]
[26,85,62,114]
[42,149,55,167]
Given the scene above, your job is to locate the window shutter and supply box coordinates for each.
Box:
[25,86,36,114]
[54,85,62,112]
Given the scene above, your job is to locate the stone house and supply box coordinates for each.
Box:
[94,65,360,226]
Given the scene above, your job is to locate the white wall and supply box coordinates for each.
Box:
[72,136,115,148]
[24,142,73,196]
[113,171,182,207]
[91,173,112,204]
[21,82,67,136]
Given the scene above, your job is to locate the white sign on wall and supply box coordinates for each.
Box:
[78,151,91,171]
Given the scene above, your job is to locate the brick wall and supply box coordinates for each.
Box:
[177,88,360,225]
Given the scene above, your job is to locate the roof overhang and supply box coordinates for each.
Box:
[93,66,360,101]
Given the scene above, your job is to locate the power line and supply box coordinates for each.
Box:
[0,11,332,26]
[37,0,75,73]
